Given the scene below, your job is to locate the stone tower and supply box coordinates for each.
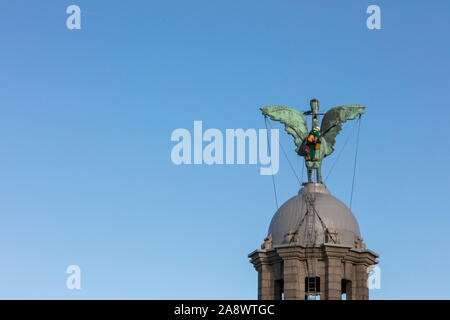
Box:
[249,183,378,300]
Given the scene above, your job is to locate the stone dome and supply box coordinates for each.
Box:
[267,183,362,248]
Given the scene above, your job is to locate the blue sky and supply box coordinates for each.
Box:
[0,1,449,299]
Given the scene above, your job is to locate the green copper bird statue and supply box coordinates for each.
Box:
[261,99,365,184]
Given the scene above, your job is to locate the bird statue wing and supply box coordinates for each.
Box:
[320,105,365,157]
[260,105,309,154]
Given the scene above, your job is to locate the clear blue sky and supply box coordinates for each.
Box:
[0,1,449,299]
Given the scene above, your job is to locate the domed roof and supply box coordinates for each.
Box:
[268,183,361,248]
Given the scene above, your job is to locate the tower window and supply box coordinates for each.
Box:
[274,279,284,300]
[305,277,320,294]
[341,279,352,300]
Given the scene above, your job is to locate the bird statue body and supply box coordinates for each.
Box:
[261,99,365,184]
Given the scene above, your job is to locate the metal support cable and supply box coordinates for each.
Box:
[324,118,359,182]
[264,117,278,209]
[265,119,302,186]
[349,116,362,210]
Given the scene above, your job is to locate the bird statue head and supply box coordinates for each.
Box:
[310,99,320,128]
[310,99,319,112]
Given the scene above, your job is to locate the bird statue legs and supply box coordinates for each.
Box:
[316,166,323,184]
[307,167,323,184]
